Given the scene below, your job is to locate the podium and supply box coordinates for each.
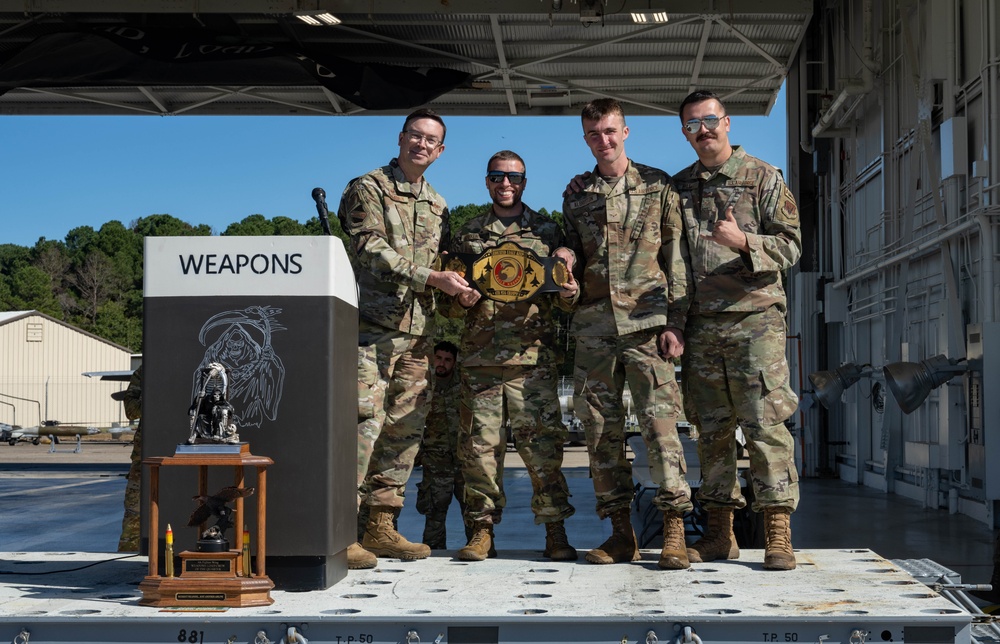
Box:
[139,445,274,607]
[142,236,358,590]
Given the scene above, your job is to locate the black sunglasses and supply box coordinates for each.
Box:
[486,171,526,185]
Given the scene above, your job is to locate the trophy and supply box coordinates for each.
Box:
[186,363,240,445]
[139,363,274,607]
[445,241,570,303]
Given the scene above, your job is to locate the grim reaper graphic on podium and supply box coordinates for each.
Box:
[192,306,286,429]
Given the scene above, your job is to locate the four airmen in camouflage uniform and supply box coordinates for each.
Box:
[331,94,802,572]
[560,98,694,570]
[673,90,802,570]
[338,108,475,569]
[442,150,579,562]
[415,341,468,549]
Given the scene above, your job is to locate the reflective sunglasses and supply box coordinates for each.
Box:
[683,115,726,134]
[486,171,526,184]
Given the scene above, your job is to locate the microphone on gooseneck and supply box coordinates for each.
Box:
[312,187,332,236]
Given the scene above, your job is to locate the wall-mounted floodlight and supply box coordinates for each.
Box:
[808,363,871,409]
[294,11,341,26]
[883,354,968,414]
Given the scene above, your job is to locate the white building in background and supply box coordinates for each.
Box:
[0,310,133,428]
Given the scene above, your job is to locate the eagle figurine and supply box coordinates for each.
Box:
[187,485,255,540]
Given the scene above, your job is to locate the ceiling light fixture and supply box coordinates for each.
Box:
[630,12,668,24]
[294,11,341,26]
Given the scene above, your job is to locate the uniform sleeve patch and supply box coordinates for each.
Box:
[779,186,799,223]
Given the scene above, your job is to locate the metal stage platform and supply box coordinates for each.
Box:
[0,548,993,644]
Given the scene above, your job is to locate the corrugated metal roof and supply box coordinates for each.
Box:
[0,309,131,352]
[0,311,31,325]
[0,1,812,117]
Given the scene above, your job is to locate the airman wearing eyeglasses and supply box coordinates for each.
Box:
[440,150,579,563]
[559,98,694,571]
[338,108,475,570]
[673,90,802,571]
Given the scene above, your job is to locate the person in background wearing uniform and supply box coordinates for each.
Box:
[442,150,579,562]
[416,340,468,549]
[338,108,475,569]
[559,99,694,570]
[673,89,802,570]
[116,364,143,552]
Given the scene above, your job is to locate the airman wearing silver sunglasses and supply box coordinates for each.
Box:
[673,89,803,571]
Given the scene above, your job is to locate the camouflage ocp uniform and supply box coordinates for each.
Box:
[442,205,575,528]
[338,158,449,509]
[562,160,693,518]
[673,145,802,513]
[415,368,467,547]
[117,365,143,552]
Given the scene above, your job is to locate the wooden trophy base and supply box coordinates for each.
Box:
[139,549,274,608]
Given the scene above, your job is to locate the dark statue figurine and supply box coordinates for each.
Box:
[187,485,256,552]
[187,362,240,444]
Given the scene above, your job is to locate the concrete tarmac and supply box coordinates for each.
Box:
[0,438,995,591]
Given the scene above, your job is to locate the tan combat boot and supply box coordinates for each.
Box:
[457,524,496,561]
[762,506,796,570]
[658,510,690,570]
[543,521,578,561]
[347,541,377,569]
[687,508,739,563]
[585,508,640,564]
[361,506,431,560]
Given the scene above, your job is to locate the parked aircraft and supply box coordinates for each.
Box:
[81,370,134,382]
[7,421,100,446]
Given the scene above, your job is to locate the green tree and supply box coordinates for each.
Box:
[0,243,31,275]
[8,265,62,317]
[448,203,490,234]
[64,225,99,265]
[93,300,143,351]
[71,250,125,325]
[32,240,73,314]
[0,244,33,310]
[307,214,348,244]
[95,220,143,287]
[222,214,273,236]
[271,216,310,235]
[537,207,564,228]
[0,277,12,311]
[131,214,212,237]
[223,213,350,246]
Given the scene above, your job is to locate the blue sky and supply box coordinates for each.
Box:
[2,87,787,248]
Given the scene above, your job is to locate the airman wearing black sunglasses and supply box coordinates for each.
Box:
[442,150,579,564]
[673,90,803,571]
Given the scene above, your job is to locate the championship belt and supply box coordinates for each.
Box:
[445,241,570,303]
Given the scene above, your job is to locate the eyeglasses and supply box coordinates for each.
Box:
[683,115,726,134]
[403,130,442,148]
[486,171,526,185]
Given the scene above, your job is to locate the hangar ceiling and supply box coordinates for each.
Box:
[0,1,812,117]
